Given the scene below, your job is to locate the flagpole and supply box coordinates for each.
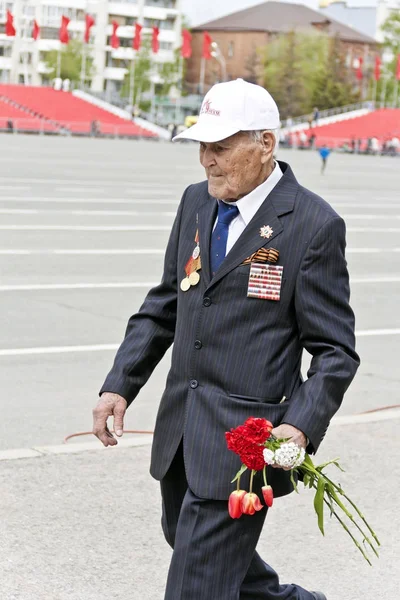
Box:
[199,57,205,94]
[372,78,377,108]
[129,53,135,109]
[393,80,399,108]
[56,47,61,80]
[175,53,183,124]
[80,43,86,89]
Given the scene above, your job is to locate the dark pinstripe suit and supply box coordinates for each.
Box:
[101,162,359,599]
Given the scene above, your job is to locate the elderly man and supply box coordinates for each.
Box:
[93,79,359,600]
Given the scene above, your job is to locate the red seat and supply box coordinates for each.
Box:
[0,84,156,138]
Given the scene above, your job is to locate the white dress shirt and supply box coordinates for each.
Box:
[217,162,283,254]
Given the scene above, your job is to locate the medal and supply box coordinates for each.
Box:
[181,226,202,292]
[180,277,191,292]
[188,271,200,286]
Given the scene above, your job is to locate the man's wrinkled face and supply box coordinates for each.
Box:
[199,131,274,201]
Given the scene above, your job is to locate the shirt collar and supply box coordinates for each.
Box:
[222,162,283,226]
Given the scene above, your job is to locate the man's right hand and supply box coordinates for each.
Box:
[92,392,128,447]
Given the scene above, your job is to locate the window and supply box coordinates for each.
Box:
[228,42,234,58]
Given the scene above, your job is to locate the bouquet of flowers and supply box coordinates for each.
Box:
[225,417,380,565]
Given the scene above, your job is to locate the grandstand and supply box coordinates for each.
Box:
[0,85,156,139]
[295,108,400,151]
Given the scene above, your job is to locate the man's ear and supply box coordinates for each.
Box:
[261,131,276,163]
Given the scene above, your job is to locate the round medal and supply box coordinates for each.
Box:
[188,271,200,286]
[192,246,200,260]
[180,277,191,292]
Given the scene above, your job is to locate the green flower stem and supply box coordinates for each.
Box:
[321,473,381,546]
[237,476,241,492]
[262,466,268,487]
[322,497,372,566]
[249,469,255,494]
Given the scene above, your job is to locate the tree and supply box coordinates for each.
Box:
[45,39,94,83]
[121,38,152,106]
[311,35,360,110]
[380,13,400,105]
[381,12,400,57]
[261,31,360,118]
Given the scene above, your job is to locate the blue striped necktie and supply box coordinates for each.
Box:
[210,201,239,277]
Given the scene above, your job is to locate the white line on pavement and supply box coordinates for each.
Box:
[2,410,400,461]
[346,248,400,253]
[356,328,400,337]
[0,176,188,186]
[0,185,30,190]
[0,328,399,356]
[0,225,172,231]
[0,276,399,291]
[0,344,119,356]
[0,209,176,216]
[0,249,164,255]
[342,214,400,219]
[347,227,400,232]
[0,282,159,291]
[0,197,178,204]
[331,203,399,208]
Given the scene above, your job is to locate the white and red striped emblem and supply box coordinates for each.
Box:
[247,264,283,301]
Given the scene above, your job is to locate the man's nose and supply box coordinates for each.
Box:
[201,147,216,168]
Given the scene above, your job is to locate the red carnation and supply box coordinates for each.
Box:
[242,417,273,443]
[225,428,266,471]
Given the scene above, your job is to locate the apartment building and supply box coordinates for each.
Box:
[0,0,182,92]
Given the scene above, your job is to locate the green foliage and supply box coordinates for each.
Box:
[121,39,181,105]
[261,31,359,118]
[381,12,400,56]
[45,39,94,83]
[311,35,359,109]
[121,38,152,103]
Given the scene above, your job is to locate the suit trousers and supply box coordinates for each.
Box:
[160,443,314,600]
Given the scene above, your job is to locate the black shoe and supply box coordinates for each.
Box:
[311,593,327,600]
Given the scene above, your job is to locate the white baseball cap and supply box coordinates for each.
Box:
[173,78,280,143]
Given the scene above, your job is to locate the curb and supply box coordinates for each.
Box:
[0,409,399,462]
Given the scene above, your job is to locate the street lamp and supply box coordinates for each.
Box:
[211,41,227,82]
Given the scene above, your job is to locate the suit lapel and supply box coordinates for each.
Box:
[206,162,298,289]
[197,191,217,287]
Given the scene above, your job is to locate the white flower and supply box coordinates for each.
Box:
[274,442,306,469]
[263,448,275,465]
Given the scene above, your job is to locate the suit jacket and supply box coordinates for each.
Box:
[100,161,360,500]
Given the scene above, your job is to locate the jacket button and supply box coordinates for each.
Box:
[194,340,202,349]
[203,297,211,307]
[189,379,198,389]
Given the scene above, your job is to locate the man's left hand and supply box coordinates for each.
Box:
[270,424,307,471]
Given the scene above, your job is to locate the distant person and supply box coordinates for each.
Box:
[319,145,331,174]
[313,107,320,126]
[299,130,308,148]
[309,132,316,149]
[170,123,178,142]
[90,120,99,137]
[7,119,13,133]
[370,137,380,155]
[350,138,356,154]
[286,116,293,128]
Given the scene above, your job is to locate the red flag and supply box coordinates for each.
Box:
[59,15,70,44]
[396,54,400,81]
[5,10,16,37]
[374,56,381,81]
[152,26,159,54]
[202,31,212,60]
[133,22,142,51]
[355,56,363,81]
[181,29,192,59]
[111,21,119,49]
[84,14,95,44]
[32,20,40,41]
